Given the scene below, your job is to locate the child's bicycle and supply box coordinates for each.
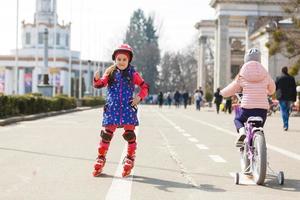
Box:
[233,94,284,185]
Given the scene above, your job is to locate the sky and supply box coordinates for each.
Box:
[0,0,215,61]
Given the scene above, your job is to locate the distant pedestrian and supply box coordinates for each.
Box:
[225,97,232,114]
[275,66,297,131]
[182,91,189,109]
[158,91,164,108]
[194,89,202,110]
[198,86,204,96]
[174,90,181,108]
[214,88,223,114]
[167,92,172,107]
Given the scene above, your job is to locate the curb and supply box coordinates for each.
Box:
[0,106,101,126]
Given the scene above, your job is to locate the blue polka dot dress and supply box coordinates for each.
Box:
[102,66,139,126]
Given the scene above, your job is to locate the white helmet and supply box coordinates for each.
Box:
[244,48,261,63]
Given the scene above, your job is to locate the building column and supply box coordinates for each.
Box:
[5,68,13,94]
[83,70,88,96]
[197,36,207,89]
[32,67,40,93]
[215,15,230,90]
[214,20,219,92]
[60,69,69,95]
[245,16,257,50]
[18,67,25,95]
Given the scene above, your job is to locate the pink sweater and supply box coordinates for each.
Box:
[220,61,276,109]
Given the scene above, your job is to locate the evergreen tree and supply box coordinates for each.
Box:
[124,9,160,93]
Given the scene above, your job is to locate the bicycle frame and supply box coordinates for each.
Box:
[245,119,263,160]
[234,100,264,168]
[245,122,255,161]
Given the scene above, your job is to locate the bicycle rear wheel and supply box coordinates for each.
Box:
[251,131,267,185]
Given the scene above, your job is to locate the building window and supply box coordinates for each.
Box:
[25,32,31,45]
[38,32,44,44]
[56,33,60,45]
[65,34,69,47]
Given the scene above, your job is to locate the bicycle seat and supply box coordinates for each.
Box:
[247,116,263,127]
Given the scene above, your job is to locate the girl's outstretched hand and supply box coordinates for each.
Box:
[131,96,141,106]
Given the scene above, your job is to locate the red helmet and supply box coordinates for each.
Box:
[112,44,133,63]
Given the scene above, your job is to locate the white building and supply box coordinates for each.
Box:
[195,0,300,92]
[0,0,110,97]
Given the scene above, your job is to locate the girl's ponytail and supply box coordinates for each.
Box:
[107,65,117,85]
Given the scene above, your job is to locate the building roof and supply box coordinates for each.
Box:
[210,0,289,8]
[195,20,216,30]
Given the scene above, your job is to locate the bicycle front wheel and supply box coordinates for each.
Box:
[251,131,267,185]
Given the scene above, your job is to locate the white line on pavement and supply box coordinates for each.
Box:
[182,133,191,137]
[159,130,198,187]
[209,155,227,163]
[188,137,199,143]
[196,144,209,150]
[105,128,140,199]
[105,147,134,200]
[266,144,300,161]
[182,114,300,162]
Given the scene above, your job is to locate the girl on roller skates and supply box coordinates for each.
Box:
[92,44,149,177]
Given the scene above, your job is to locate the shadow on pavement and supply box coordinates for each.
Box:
[97,174,226,192]
[132,175,226,192]
[264,175,300,192]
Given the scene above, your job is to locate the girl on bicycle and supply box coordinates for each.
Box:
[220,48,276,147]
[92,44,149,177]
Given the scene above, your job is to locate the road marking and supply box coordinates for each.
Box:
[105,128,140,199]
[266,144,300,161]
[188,137,199,143]
[177,129,186,133]
[183,133,191,137]
[196,144,209,150]
[182,114,300,162]
[159,130,198,187]
[209,155,227,163]
[105,148,134,200]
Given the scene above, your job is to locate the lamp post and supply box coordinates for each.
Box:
[37,28,53,96]
[84,60,92,97]
[14,0,19,94]
[43,28,49,85]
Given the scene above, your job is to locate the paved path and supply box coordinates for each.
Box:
[0,105,299,199]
